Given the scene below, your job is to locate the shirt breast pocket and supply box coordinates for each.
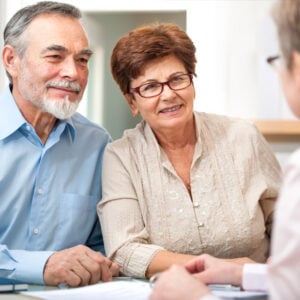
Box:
[58,193,98,247]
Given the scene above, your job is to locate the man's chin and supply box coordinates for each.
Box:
[46,108,78,120]
[42,99,80,119]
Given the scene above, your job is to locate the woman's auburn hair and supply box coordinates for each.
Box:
[110,22,197,95]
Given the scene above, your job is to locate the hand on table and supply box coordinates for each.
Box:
[43,244,119,287]
[185,254,243,287]
[149,264,211,300]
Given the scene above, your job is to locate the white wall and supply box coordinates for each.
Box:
[186,0,290,119]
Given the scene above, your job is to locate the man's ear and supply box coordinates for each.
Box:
[124,93,139,117]
[2,45,19,78]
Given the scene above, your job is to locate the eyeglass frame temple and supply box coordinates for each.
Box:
[266,55,280,65]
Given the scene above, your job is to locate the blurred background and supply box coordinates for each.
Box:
[1,0,299,166]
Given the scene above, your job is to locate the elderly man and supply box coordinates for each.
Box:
[0,1,118,286]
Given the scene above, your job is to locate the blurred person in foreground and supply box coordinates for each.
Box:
[0,1,118,286]
[98,22,281,279]
[149,0,300,299]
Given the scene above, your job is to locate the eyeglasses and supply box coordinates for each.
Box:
[130,73,193,98]
[266,55,281,69]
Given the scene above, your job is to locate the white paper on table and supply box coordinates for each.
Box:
[21,280,267,300]
[21,280,151,300]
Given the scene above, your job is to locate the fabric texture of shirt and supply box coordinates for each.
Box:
[242,263,268,292]
[267,148,300,300]
[98,111,281,277]
[0,86,111,284]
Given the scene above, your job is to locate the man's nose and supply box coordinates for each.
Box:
[60,58,79,79]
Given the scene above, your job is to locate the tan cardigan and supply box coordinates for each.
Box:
[98,112,281,278]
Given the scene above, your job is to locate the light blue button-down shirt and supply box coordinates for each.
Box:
[0,86,111,284]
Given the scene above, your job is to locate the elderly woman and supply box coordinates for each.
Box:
[98,22,281,279]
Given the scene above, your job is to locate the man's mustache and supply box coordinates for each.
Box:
[46,81,81,93]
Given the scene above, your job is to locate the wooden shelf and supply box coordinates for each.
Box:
[253,120,300,142]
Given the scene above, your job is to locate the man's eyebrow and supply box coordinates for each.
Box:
[42,44,67,54]
[80,49,93,57]
[41,45,93,56]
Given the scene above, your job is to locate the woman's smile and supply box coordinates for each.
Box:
[159,104,183,114]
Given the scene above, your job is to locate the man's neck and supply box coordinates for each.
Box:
[13,93,57,144]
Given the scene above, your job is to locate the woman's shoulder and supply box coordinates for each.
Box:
[196,111,259,138]
[106,121,147,152]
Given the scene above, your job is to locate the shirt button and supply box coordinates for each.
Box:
[168,190,179,199]
[37,188,43,195]
[198,222,204,227]
[33,228,39,234]
[26,125,31,131]
[193,202,199,207]
[179,208,183,213]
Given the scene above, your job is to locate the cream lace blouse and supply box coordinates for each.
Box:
[98,112,281,278]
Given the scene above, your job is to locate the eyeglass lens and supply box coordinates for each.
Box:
[137,74,192,98]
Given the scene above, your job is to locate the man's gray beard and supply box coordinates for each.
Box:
[30,95,80,119]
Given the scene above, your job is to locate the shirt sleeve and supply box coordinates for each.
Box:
[242,263,268,292]
[0,245,53,284]
[98,145,164,277]
[99,194,164,277]
[267,149,300,300]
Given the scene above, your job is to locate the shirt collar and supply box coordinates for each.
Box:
[0,85,76,142]
[56,117,76,142]
[0,85,26,140]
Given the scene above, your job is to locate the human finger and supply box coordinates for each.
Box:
[85,250,113,282]
[193,261,243,287]
[101,262,114,282]
[184,253,219,274]
[69,257,93,286]
[75,252,103,284]
[150,265,211,300]
[43,252,82,287]
[109,262,120,276]
[185,256,206,274]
